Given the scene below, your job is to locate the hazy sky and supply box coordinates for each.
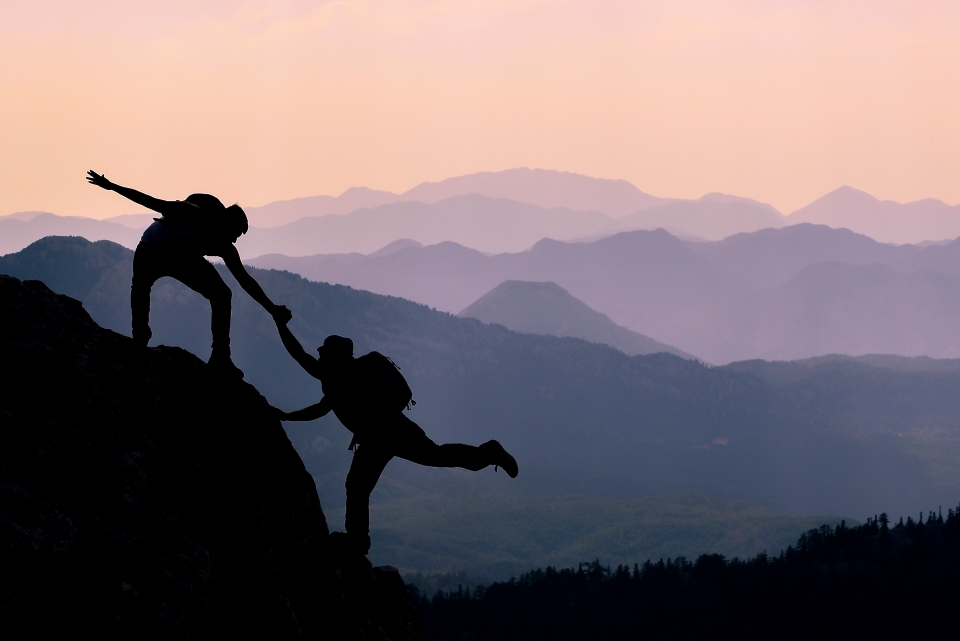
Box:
[3,0,959,218]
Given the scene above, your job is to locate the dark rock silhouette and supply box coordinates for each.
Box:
[0,274,421,639]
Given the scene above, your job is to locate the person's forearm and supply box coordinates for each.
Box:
[237,274,276,311]
[109,184,169,214]
[277,323,308,360]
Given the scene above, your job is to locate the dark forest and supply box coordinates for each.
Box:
[414,506,960,639]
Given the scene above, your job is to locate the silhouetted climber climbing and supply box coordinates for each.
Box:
[86,170,291,376]
[270,317,518,555]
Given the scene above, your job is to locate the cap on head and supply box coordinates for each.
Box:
[225,204,248,235]
[318,335,354,361]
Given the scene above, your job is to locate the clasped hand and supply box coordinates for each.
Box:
[272,304,293,324]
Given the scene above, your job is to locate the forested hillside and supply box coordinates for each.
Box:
[415,505,960,639]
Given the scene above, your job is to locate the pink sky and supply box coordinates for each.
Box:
[3,0,959,218]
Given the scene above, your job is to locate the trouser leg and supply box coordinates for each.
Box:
[410,443,489,470]
[166,255,233,355]
[386,415,490,471]
[131,243,162,346]
[208,286,232,355]
[389,415,516,475]
[344,444,394,553]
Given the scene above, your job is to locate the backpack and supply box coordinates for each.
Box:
[154,194,221,232]
[354,351,416,413]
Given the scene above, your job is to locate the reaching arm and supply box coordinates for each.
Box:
[221,246,292,321]
[86,170,190,218]
[273,397,332,422]
[275,319,323,379]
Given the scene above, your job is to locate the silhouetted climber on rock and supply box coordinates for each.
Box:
[270,317,518,555]
[87,170,291,376]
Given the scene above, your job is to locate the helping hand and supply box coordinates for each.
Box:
[272,304,293,325]
[268,405,287,421]
[86,170,113,190]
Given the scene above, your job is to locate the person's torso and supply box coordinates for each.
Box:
[141,220,228,257]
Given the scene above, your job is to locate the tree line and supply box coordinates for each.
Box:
[412,505,960,639]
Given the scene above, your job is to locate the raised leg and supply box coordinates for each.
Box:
[391,416,518,477]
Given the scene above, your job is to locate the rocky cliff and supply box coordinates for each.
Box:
[0,274,420,639]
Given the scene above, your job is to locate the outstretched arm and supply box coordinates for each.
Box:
[272,397,331,422]
[274,318,323,379]
[86,170,189,218]
[220,246,292,322]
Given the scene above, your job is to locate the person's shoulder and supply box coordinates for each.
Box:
[172,200,202,215]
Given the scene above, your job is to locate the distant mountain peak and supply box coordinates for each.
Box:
[1,210,51,222]
[798,185,879,210]
[459,279,695,360]
[337,185,398,199]
[399,167,668,218]
[697,192,782,216]
[368,238,423,258]
[788,186,960,244]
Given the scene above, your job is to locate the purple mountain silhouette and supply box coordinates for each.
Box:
[458,280,695,359]
[619,194,784,240]
[235,194,622,256]
[239,168,669,228]
[400,167,670,217]
[248,224,960,363]
[788,186,960,244]
[243,187,399,228]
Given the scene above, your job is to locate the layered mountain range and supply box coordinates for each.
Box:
[250,223,960,363]
[457,280,694,360]
[5,168,958,257]
[5,236,960,522]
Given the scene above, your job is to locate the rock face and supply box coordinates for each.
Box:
[0,275,421,639]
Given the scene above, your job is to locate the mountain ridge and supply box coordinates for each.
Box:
[5,174,959,257]
[6,236,960,519]
[458,280,696,360]
[788,185,960,244]
[246,224,960,363]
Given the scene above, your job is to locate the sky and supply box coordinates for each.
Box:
[2,0,959,218]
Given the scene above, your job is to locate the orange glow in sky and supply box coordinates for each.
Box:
[3,0,960,217]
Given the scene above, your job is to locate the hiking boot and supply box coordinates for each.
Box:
[207,350,245,379]
[482,440,519,478]
[331,531,370,557]
[132,325,152,348]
